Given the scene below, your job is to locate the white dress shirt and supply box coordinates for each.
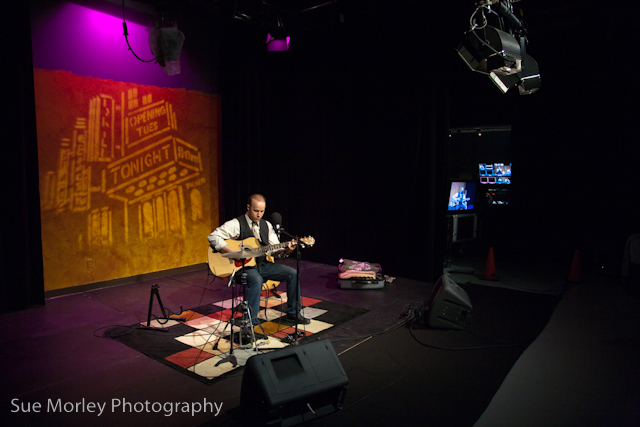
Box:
[207,214,281,251]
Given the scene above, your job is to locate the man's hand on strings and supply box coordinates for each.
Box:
[285,240,297,254]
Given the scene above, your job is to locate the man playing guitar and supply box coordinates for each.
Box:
[207,194,310,327]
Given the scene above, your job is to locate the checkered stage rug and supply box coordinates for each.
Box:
[112,290,369,385]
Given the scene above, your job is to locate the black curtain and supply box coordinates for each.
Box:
[215,2,455,281]
[1,2,45,313]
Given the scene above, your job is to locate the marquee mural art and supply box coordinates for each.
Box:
[35,69,220,291]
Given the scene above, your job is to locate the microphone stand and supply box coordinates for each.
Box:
[280,228,306,346]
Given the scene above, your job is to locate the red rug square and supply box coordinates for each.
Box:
[165,347,214,369]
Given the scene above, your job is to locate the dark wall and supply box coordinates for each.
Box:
[216,2,455,280]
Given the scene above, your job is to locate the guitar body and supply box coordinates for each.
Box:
[207,238,263,278]
[224,237,262,259]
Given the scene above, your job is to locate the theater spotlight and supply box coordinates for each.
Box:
[147,25,185,75]
[458,0,540,94]
[457,26,522,76]
[266,17,290,51]
[266,33,290,51]
[489,53,540,95]
[122,0,185,76]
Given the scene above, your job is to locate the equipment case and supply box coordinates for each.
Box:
[338,259,385,290]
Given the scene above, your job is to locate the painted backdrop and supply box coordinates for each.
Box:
[35,69,220,291]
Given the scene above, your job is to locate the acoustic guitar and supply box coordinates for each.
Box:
[207,236,315,277]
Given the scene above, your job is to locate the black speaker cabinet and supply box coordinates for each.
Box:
[241,339,348,426]
[425,274,473,330]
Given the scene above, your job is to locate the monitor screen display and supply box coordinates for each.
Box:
[448,182,476,211]
[484,187,510,205]
[479,163,511,184]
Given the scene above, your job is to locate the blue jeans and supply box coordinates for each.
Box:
[240,262,301,324]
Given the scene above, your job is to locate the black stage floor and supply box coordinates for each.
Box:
[1,253,639,427]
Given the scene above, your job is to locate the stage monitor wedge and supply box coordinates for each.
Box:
[241,339,348,426]
[425,274,473,330]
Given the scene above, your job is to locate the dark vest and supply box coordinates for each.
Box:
[237,215,270,264]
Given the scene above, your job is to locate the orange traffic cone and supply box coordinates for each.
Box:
[482,247,498,280]
[567,250,583,283]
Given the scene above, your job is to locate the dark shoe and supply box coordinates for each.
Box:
[286,313,310,325]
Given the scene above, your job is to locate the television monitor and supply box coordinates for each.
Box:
[424,274,473,330]
[448,181,476,211]
[479,162,511,184]
[485,187,510,205]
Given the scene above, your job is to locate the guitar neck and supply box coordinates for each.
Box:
[257,241,290,254]
[231,236,313,257]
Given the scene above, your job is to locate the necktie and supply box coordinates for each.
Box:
[252,222,260,240]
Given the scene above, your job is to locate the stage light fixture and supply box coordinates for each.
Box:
[147,24,185,75]
[458,0,541,94]
[122,1,185,75]
[457,26,522,76]
[489,53,540,95]
[266,33,290,51]
[266,17,290,51]
[232,1,338,53]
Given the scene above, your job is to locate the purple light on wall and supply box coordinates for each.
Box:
[30,1,211,92]
[32,3,149,75]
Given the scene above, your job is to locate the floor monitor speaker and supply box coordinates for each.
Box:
[425,274,473,330]
[241,339,348,426]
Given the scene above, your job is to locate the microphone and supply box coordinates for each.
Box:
[270,212,282,237]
